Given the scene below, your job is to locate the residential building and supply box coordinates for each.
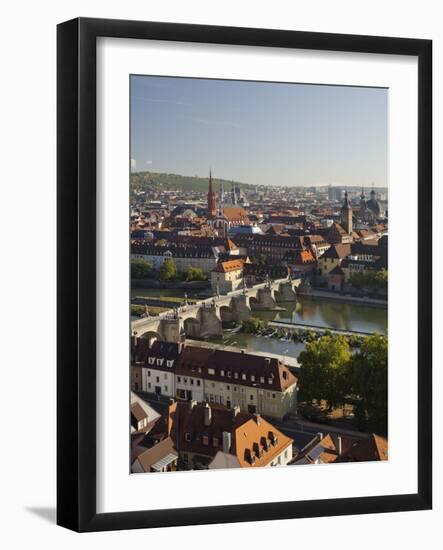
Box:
[132,340,298,420]
[135,400,293,471]
[211,259,245,294]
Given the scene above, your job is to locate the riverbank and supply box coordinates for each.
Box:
[298,288,387,307]
[132,279,210,291]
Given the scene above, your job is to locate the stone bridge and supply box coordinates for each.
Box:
[131,277,301,344]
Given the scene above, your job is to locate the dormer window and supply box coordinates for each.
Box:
[220,370,224,376]
[234,372,239,379]
[202,435,209,446]
[208,368,215,375]
[167,360,174,368]
[242,373,246,380]
[185,433,191,442]
[148,357,155,365]
[260,377,264,383]
[156,358,164,366]
[251,375,255,382]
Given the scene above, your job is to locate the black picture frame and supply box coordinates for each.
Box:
[57,17,432,532]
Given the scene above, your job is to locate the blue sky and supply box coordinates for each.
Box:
[130,75,387,187]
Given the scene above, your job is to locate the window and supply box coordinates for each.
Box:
[226,385,230,390]
[202,435,209,446]
[164,386,168,392]
[211,382,215,388]
[164,373,167,380]
[233,387,237,392]
[272,393,276,399]
[184,378,188,384]
[250,395,254,401]
[177,376,181,383]
[185,433,191,442]
[190,379,194,385]
[156,376,159,383]
[197,380,201,386]
[148,382,151,389]
[147,370,151,377]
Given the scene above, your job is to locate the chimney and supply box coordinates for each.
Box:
[169,398,176,405]
[222,431,232,453]
[203,402,212,427]
[190,400,197,409]
[317,432,323,441]
[232,405,240,418]
[253,413,261,425]
[336,436,342,455]
[264,357,271,367]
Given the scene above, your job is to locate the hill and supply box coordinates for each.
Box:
[130,171,249,193]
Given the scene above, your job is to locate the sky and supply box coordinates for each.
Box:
[130,75,388,188]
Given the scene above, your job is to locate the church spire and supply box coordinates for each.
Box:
[340,189,353,235]
[207,168,217,218]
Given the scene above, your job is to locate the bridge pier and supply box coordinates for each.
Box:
[198,305,223,338]
[161,318,183,343]
[275,281,298,302]
[230,295,252,321]
[250,287,277,311]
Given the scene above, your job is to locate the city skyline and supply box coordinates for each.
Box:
[131,75,388,188]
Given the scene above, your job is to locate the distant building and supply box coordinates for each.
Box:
[131,241,219,274]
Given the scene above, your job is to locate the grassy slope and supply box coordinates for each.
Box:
[131,171,250,193]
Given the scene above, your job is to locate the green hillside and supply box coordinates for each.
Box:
[131,171,249,193]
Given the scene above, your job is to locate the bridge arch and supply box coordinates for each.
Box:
[183,317,201,339]
[219,304,234,322]
[139,330,162,347]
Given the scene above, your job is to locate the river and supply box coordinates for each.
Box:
[132,286,387,358]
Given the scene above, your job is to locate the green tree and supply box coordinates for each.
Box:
[158,258,178,281]
[185,266,206,282]
[130,259,153,279]
[298,335,351,409]
[346,334,388,434]
[350,269,388,292]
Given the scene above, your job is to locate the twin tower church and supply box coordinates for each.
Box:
[206,170,249,236]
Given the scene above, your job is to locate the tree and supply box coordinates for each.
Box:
[346,334,388,433]
[130,259,153,279]
[158,258,178,281]
[350,269,388,292]
[298,335,351,409]
[185,266,206,282]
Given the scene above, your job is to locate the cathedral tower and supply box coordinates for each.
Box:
[340,190,353,234]
[207,169,217,218]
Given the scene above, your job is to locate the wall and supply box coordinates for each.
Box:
[0,1,441,549]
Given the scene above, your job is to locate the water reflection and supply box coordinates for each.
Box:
[258,297,387,335]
